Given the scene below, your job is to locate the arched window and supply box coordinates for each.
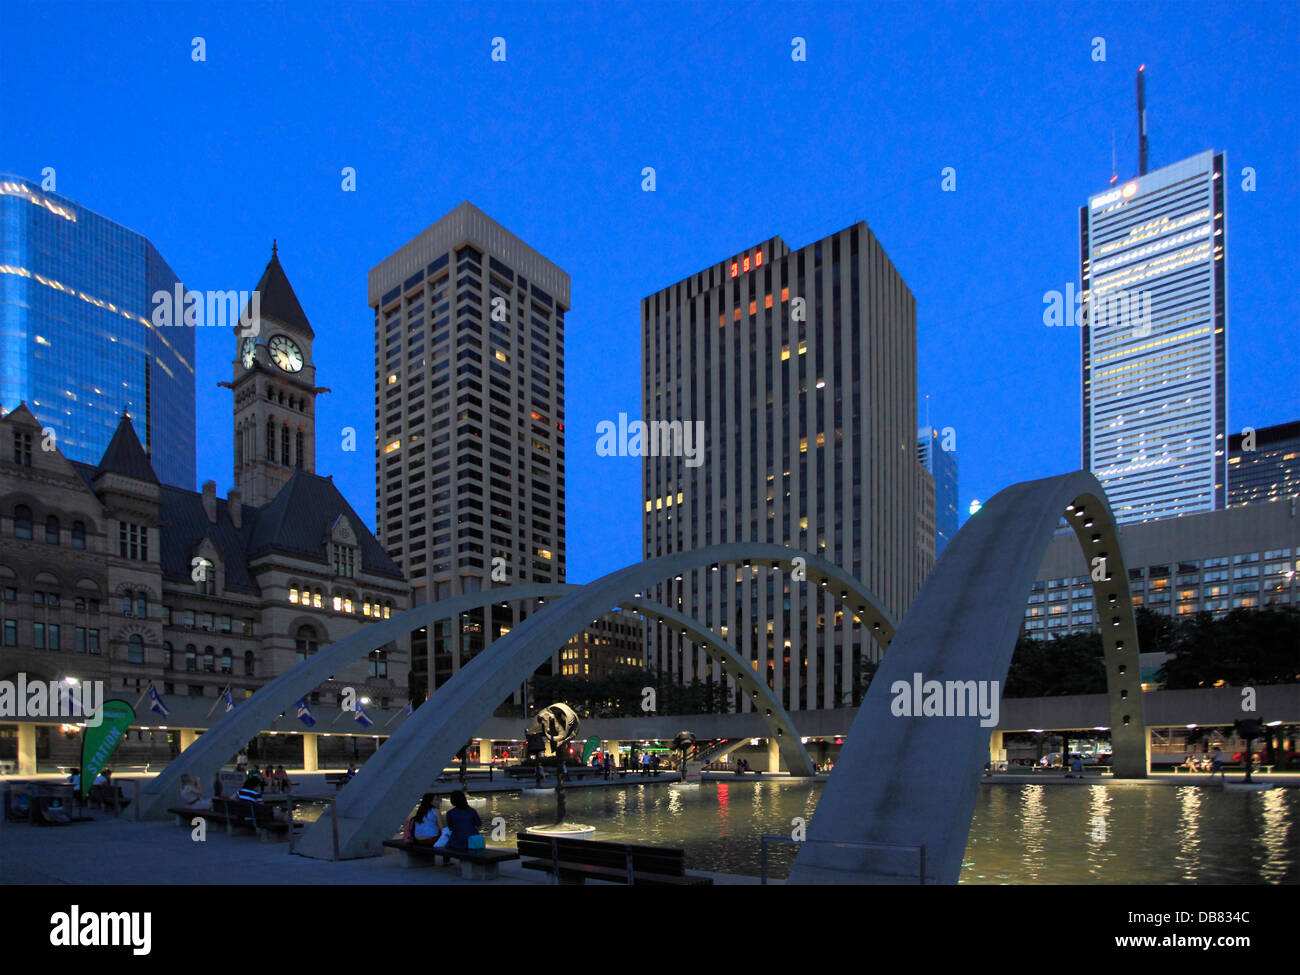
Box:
[185,644,197,671]
[220,648,232,674]
[234,423,243,468]
[13,505,32,540]
[122,593,133,616]
[265,416,275,460]
[243,651,255,677]
[71,521,86,550]
[136,593,147,618]
[45,515,59,544]
[203,646,215,672]
[281,424,290,465]
[127,634,144,664]
[163,642,173,669]
[295,429,304,468]
[369,650,388,678]
[295,624,318,662]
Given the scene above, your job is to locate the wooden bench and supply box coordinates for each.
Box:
[516,832,713,885]
[381,839,519,880]
[434,767,496,784]
[325,773,354,790]
[168,805,213,826]
[208,797,290,840]
[87,784,132,812]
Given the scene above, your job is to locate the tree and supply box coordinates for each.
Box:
[1004,631,1106,697]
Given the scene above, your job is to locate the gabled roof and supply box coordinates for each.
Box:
[1,402,42,430]
[244,243,314,338]
[95,414,159,485]
[246,469,403,579]
[158,487,260,594]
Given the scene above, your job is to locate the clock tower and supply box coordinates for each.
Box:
[226,243,328,507]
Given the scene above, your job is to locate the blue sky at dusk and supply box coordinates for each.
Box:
[5,1,1297,583]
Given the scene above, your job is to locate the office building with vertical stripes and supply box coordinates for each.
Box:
[641,222,923,712]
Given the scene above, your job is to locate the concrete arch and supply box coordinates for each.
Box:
[137,583,574,819]
[295,543,897,859]
[789,471,1147,885]
[618,597,814,776]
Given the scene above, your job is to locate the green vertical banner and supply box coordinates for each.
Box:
[80,699,135,799]
[581,736,601,764]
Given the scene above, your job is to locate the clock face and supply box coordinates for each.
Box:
[240,337,257,369]
[269,334,304,373]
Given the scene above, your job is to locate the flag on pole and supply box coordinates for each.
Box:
[147,685,170,717]
[405,702,413,716]
[354,701,374,729]
[223,689,235,713]
[296,698,316,727]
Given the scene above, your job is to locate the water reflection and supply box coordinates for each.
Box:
[298,781,1299,882]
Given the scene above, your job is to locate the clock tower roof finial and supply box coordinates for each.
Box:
[246,241,313,338]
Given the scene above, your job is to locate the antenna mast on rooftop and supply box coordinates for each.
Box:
[1137,65,1149,175]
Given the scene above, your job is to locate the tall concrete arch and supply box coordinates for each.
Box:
[618,597,814,776]
[137,584,573,819]
[295,544,897,859]
[789,472,1147,885]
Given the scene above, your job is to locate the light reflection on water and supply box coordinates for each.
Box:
[295,781,1299,882]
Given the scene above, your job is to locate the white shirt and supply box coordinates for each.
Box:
[413,814,441,840]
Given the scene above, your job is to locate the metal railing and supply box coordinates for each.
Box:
[760,835,927,885]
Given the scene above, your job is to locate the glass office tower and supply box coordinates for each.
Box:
[1079,150,1227,524]
[917,425,959,556]
[0,175,195,488]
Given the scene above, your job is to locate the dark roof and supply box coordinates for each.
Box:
[96,415,159,484]
[1229,420,1300,452]
[154,472,403,591]
[245,247,314,338]
[158,486,260,594]
[246,470,403,579]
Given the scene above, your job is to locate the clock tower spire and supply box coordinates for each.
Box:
[225,244,329,506]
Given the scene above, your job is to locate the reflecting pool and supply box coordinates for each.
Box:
[459,780,1298,883]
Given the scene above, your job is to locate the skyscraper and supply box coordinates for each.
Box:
[917,425,959,556]
[1229,420,1300,507]
[0,174,195,487]
[642,222,923,713]
[369,202,569,702]
[1080,149,1228,523]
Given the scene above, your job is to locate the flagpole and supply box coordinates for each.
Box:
[205,684,231,720]
[129,685,151,714]
[380,708,403,729]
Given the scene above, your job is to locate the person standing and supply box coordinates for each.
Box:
[1209,746,1225,781]
[235,751,248,774]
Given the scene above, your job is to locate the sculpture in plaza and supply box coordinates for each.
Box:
[525,702,581,823]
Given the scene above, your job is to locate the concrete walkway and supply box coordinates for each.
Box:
[983,770,1300,787]
[0,812,760,885]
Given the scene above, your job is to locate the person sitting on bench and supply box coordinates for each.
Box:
[235,774,263,802]
[179,775,203,806]
[445,790,482,852]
